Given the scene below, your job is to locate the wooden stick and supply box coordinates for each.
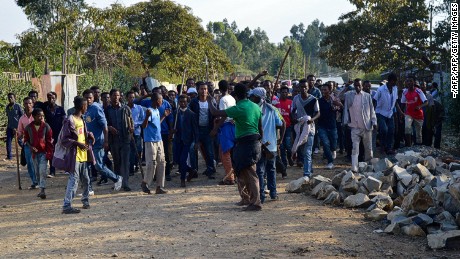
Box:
[273,46,292,91]
[14,131,22,190]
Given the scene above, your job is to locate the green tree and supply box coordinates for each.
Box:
[320,0,433,72]
[126,0,232,79]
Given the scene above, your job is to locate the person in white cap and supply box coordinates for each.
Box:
[249,87,285,203]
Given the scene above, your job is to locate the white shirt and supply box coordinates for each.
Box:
[373,84,398,118]
[198,101,209,127]
[219,94,236,121]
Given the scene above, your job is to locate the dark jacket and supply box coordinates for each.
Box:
[6,103,23,129]
[174,108,199,145]
[189,97,217,131]
[105,104,133,144]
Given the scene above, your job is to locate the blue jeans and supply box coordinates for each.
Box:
[63,161,90,209]
[33,152,47,189]
[256,151,277,203]
[93,148,119,182]
[196,126,216,174]
[377,113,395,151]
[279,126,292,166]
[318,127,337,164]
[6,128,14,159]
[176,141,191,180]
[302,132,315,177]
[130,135,142,174]
[24,145,37,185]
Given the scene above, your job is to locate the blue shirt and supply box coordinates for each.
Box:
[143,108,162,142]
[130,104,145,136]
[373,84,398,118]
[138,99,173,135]
[261,103,283,152]
[84,102,107,149]
[308,87,322,99]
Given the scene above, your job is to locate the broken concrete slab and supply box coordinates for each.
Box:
[412,213,434,228]
[387,207,406,221]
[426,207,445,216]
[317,185,337,200]
[343,193,372,208]
[444,192,460,215]
[323,191,341,206]
[413,163,433,179]
[422,156,437,171]
[363,176,382,193]
[365,208,388,221]
[310,175,332,188]
[331,170,347,189]
[427,230,460,249]
[395,151,423,165]
[435,166,450,176]
[393,166,412,186]
[401,185,435,213]
[401,224,426,237]
[448,182,460,202]
[449,163,460,172]
[358,162,368,174]
[430,174,450,188]
[286,177,310,193]
[371,194,394,211]
[384,222,401,234]
[373,158,393,172]
[311,182,328,197]
[340,171,359,193]
[396,181,406,197]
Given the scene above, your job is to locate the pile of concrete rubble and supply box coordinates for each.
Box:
[286,150,460,250]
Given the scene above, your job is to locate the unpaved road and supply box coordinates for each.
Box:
[0,151,459,258]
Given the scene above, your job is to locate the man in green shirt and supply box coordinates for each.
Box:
[208,83,263,211]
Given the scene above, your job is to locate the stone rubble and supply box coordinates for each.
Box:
[289,146,460,250]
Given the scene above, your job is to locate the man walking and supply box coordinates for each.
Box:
[44,91,66,177]
[141,93,168,195]
[82,89,123,191]
[17,97,37,189]
[5,93,23,161]
[401,76,428,146]
[318,84,342,169]
[373,73,400,155]
[343,78,377,173]
[106,89,133,191]
[249,87,285,203]
[189,81,217,179]
[276,86,294,170]
[291,78,321,181]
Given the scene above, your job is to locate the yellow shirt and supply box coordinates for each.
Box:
[74,116,87,162]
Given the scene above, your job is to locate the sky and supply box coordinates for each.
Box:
[0,0,356,44]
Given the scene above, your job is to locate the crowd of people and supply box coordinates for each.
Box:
[4,71,444,213]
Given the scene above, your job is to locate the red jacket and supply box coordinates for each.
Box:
[23,121,54,160]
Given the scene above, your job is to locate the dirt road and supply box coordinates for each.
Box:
[0,153,458,258]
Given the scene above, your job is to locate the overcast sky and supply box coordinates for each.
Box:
[0,0,357,44]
